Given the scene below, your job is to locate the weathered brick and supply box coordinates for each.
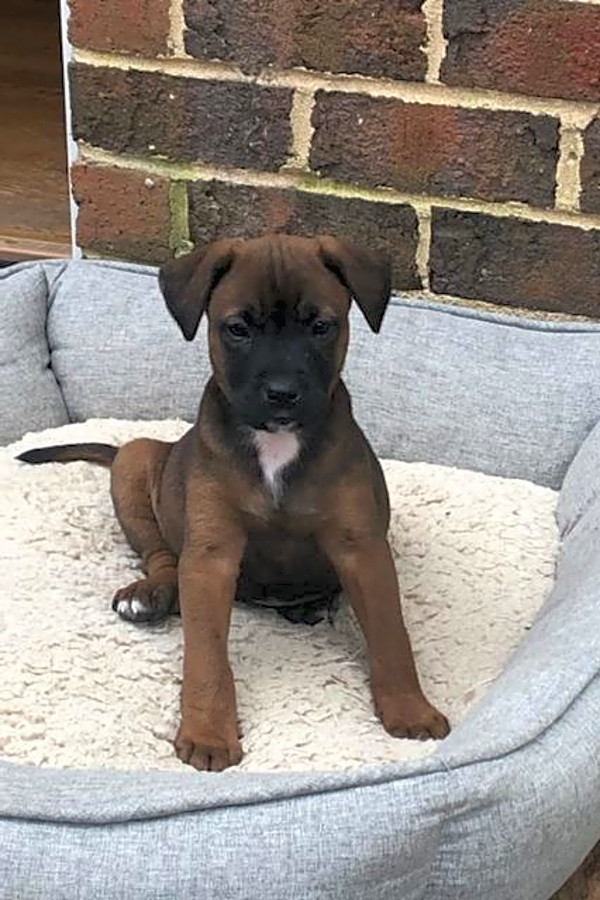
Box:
[70,64,293,170]
[68,0,170,56]
[430,209,600,315]
[581,118,600,216]
[184,0,426,80]
[310,93,558,208]
[442,0,600,102]
[71,164,171,263]
[187,181,421,290]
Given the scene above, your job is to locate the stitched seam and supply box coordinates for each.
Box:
[42,262,72,423]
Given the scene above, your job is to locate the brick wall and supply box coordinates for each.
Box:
[66,0,600,317]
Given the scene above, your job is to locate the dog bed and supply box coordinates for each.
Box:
[2,418,558,773]
[2,259,600,900]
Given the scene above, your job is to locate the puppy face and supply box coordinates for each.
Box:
[206,239,352,432]
[159,234,391,434]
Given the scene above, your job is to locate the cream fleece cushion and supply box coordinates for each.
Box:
[0,420,558,773]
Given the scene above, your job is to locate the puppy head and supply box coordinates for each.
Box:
[158,234,391,433]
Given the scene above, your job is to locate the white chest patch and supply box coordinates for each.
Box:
[252,430,300,499]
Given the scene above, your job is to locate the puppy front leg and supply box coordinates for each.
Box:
[321,531,450,740]
[175,524,246,772]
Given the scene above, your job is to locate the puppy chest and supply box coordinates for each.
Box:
[252,430,300,497]
[240,530,338,592]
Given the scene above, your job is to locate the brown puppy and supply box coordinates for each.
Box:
[18,234,449,771]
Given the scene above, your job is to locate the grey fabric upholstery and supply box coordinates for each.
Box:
[3,258,600,488]
[0,263,69,443]
[1,258,600,899]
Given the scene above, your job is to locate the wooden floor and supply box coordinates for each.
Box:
[0,0,71,260]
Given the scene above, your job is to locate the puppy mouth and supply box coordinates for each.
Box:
[261,415,301,433]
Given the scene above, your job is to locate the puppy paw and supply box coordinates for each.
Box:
[376,692,450,741]
[112,578,179,623]
[175,720,243,772]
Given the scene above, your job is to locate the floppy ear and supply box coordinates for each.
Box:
[317,236,392,333]
[158,240,236,341]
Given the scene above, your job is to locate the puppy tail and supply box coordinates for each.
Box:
[16,443,119,468]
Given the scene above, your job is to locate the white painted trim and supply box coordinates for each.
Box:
[58,0,81,258]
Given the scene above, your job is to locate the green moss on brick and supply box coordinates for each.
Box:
[169,181,194,257]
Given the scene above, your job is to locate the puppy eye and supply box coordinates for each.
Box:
[225,321,251,340]
[312,319,335,337]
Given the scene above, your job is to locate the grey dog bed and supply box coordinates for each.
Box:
[2,259,600,900]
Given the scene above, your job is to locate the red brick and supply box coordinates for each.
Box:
[581,118,600,215]
[430,209,600,315]
[68,0,170,56]
[184,0,427,80]
[310,92,558,208]
[187,181,421,291]
[442,0,600,102]
[69,65,293,171]
[71,164,171,263]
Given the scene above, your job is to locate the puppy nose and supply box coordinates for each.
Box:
[264,379,300,407]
